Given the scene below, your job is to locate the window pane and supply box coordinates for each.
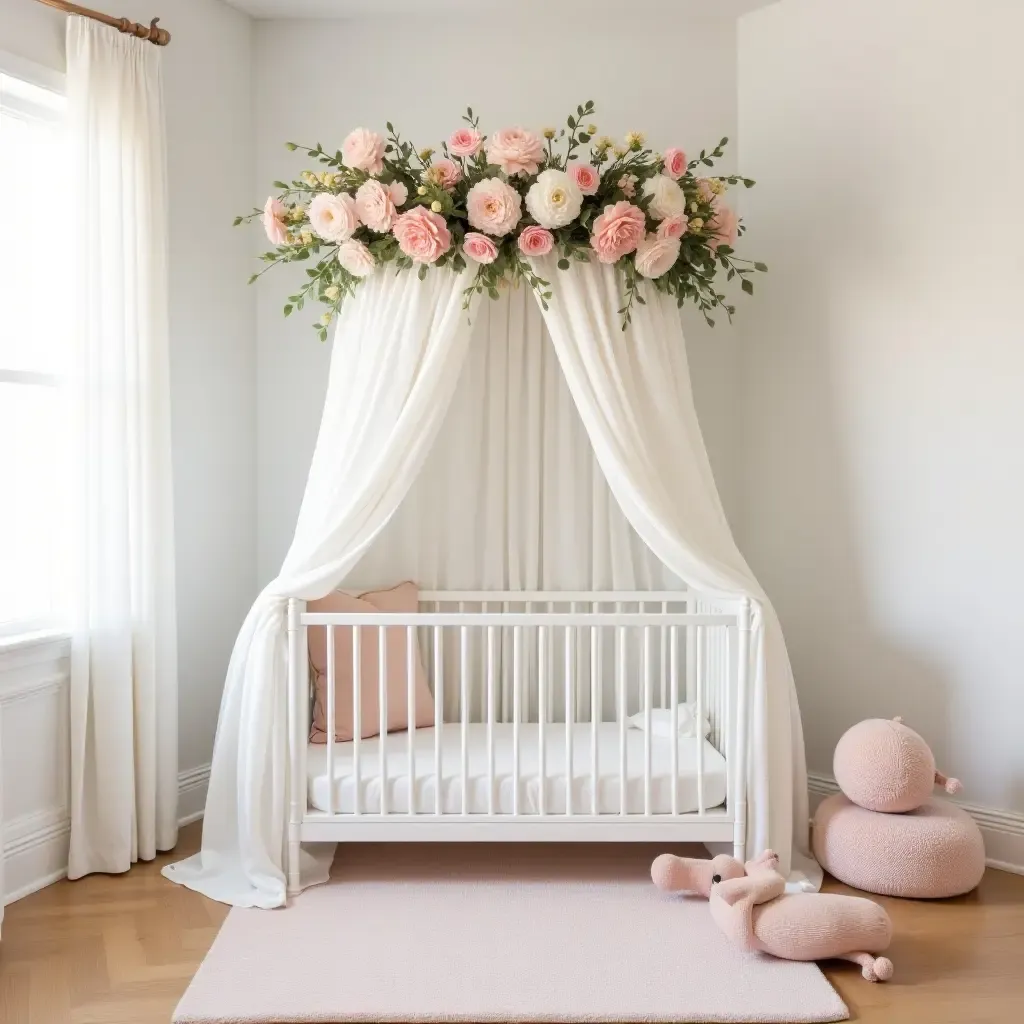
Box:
[0,77,68,375]
[0,382,69,631]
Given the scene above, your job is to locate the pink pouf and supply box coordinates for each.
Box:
[813,793,985,898]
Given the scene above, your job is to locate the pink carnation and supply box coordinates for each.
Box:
[466,177,522,236]
[661,147,688,179]
[448,127,483,158]
[657,214,688,240]
[426,157,462,191]
[463,232,499,265]
[392,207,451,264]
[707,196,738,250]
[570,163,600,196]
[517,225,554,257]
[341,127,385,175]
[262,196,288,245]
[590,201,646,264]
[486,127,545,176]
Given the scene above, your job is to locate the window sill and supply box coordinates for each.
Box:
[0,628,71,670]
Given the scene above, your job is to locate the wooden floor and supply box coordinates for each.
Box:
[1,822,1022,1023]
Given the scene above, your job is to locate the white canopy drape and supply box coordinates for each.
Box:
[164,257,818,908]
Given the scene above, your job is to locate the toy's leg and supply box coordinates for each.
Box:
[836,952,893,982]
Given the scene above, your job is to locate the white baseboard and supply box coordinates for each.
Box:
[808,771,1024,876]
[3,762,211,905]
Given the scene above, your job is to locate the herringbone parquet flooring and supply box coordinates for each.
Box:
[1,822,1023,1023]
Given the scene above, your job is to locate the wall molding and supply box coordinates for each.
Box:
[808,771,1024,876]
[3,762,211,905]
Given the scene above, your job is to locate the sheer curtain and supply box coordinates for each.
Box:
[66,17,179,877]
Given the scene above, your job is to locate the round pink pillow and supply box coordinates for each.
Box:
[813,793,985,899]
[834,717,937,812]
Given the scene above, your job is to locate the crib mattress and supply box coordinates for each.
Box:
[307,723,727,816]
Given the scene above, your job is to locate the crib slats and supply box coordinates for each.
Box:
[696,624,705,816]
[670,625,679,816]
[538,625,547,816]
[434,625,442,816]
[617,613,626,817]
[460,624,469,816]
[353,626,361,815]
[379,626,387,816]
[590,623,599,816]
[643,625,652,817]
[326,625,335,816]
[487,623,496,815]
[513,625,521,816]
[407,625,416,817]
[660,604,668,710]
[565,624,574,816]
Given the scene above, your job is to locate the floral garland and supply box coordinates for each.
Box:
[238,102,766,340]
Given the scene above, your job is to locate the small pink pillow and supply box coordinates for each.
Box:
[308,582,434,743]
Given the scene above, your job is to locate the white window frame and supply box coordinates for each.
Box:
[0,52,69,644]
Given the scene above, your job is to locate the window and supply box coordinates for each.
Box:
[0,67,70,637]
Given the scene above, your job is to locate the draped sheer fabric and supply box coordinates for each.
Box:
[163,258,819,908]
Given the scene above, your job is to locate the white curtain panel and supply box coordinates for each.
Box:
[66,17,178,877]
[163,268,477,907]
[531,255,817,886]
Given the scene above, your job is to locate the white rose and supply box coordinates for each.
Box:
[525,168,583,229]
[309,192,358,242]
[337,238,376,278]
[634,234,681,279]
[642,174,686,221]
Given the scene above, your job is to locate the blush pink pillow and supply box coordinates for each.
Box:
[308,582,434,743]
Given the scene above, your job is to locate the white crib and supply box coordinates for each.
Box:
[285,590,751,894]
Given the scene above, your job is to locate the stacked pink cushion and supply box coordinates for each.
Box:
[812,718,985,898]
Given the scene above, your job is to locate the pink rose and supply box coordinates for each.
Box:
[425,157,462,191]
[337,238,377,278]
[463,231,499,265]
[392,207,451,263]
[570,163,600,196]
[657,213,688,240]
[341,127,385,174]
[448,127,483,158]
[634,233,681,279]
[355,179,396,232]
[707,196,738,250]
[661,147,688,179]
[618,174,638,198]
[466,177,523,236]
[517,225,554,257]
[485,127,545,176]
[308,192,358,243]
[590,201,646,264]
[262,196,288,245]
[696,177,716,204]
[388,181,408,207]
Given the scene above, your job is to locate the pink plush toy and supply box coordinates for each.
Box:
[652,851,894,982]
[833,716,962,813]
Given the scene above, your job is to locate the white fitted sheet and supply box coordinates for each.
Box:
[307,723,727,815]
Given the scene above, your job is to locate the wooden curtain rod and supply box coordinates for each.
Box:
[35,0,170,45]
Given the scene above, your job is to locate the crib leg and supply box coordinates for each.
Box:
[835,952,894,983]
[287,834,301,898]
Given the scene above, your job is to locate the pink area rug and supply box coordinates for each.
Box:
[174,843,848,1023]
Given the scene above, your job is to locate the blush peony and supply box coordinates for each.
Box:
[525,169,583,229]
[634,234,681,278]
[448,127,483,158]
[517,225,554,256]
[308,192,359,243]
[466,177,523,236]
[341,127,385,174]
[570,163,600,195]
[661,147,688,179]
[262,196,288,245]
[337,238,377,277]
[707,196,738,250]
[657,213,688,240]
[462,232,499,264]
[642,174,686,221]
[388,181,408,207]
[485,127,545,176]
[354,179,396,232]
[590,201,646,263]
[392,207,451,263]
[425,157,462,191]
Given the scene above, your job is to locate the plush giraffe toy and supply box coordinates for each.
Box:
[652,851,895,982]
